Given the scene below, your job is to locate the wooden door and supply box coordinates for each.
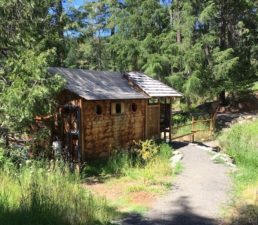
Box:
[60,105,81,167]
[146,104,160,139]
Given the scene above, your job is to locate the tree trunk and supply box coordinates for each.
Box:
[56,0,65,66]
[219,90,227,106]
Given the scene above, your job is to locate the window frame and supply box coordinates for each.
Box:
[111,102,125,115]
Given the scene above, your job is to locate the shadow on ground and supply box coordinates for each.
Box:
[170,141,189,150]
[121,196,218,225]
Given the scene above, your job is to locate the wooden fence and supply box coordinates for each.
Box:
[0,128,30,147]
[171,113,217,142]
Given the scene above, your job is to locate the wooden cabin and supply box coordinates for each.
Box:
[49,68,182,163]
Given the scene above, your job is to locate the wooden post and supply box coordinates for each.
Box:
[169,98,172,143]
[80,99,85,163]
[145,100,148,139]
[209,118,213,137]
[164,98,167,141]
[191,116,195,142]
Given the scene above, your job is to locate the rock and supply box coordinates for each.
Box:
[245,115,253,120]
[211,153,221,161]
[170,154,183,167]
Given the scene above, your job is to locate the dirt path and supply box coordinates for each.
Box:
[120,143,231,225]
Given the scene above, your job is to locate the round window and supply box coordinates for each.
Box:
[131,103,137,112]
[95,105,102,115]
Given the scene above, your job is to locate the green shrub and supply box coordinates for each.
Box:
[131,140,160,164]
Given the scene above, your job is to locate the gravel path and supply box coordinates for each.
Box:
[121,143,231,225]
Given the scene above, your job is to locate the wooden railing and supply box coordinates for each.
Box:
[171,115,216,142]
[0,128,30,147]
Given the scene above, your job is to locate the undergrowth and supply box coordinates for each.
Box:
[219,120,258,188]
[82,142,175,214]
[0,140,175,222]
[219,120,258,225]
[82,142,173,180]
[0,150,118,225]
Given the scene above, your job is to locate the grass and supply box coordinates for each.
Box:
[0,152,118,225]
[218,119,258,224]
[0,141,177,223]
[83,143,175,214]
[219,120,258,188]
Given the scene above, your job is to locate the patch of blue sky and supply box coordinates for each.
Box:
[63,0,173,37]
[64,0,172,10]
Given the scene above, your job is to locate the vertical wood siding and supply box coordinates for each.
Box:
[82,99,146,159]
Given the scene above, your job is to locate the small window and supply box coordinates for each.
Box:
[131,103,137,112]
[95,105,102,115]
[116,103,121,114]
[111,102,124,115]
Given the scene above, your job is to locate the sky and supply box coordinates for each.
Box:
[64,0,172,9]
[64,0,85,9]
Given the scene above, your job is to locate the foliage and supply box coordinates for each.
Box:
[64,0,258,105]
[1,0,258,130]
[131,140,160,164]
[0,156,117,225]
[1,50,65,131]
[0,0,67,131]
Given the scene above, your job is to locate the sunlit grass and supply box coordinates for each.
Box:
[219,120,258,225]
[0,156,118,225]
[83,143,175,214]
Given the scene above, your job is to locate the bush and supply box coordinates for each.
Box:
[131,139,160,164]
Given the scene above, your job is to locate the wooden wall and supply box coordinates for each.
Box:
[146,104,160,139]
[82,99,146,159]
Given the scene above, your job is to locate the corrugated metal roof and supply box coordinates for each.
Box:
[49,67,149,100]
[125,72,183,97]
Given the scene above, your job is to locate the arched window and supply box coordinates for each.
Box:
[131,103,137,112]
[95,105,102,115]
[115,103,122,114]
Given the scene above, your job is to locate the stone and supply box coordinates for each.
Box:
[170,154,183,167]
[211,153,221,161]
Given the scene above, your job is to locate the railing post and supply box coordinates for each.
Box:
[5,129,9,147]
[209,118,213,137]
[191,116,195,142]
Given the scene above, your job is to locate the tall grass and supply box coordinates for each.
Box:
[82,143,174,214]
[82,143,173,186]
[0,141,174,223]
[219,120,258,225]
[0,152,118,225]
[219,120,258,187]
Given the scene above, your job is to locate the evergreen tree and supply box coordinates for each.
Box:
[0,0,66,130]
